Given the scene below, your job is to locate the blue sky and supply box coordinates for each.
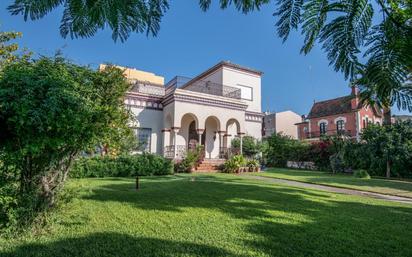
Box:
[0,1,409,115]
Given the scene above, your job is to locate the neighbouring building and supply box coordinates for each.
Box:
[296,87,383,141]
[107,61,264,160]
[262,110,301,139]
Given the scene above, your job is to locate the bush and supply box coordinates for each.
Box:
[231,136,262,158]
[246,160,260,172]
[353,169,371,179]
[174,146,203,173]
[329,153,345,173]
[222,155,246,173]
[70,153,173,178]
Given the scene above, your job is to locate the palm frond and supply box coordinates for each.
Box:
[360,19,412,111]
[319,0,373,79]
[300,0,328,54]
[9,0,169,42]
[274,0,304,42]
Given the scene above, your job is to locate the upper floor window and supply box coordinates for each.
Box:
[336,120,345,132]
[236,84,253,101]
[319,122,327,135]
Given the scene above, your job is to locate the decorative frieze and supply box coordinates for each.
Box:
[245,111,264,123]
[125,96,163,110]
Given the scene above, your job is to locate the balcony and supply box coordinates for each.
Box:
[305,129,353,139]
[129,80,165,96]
[165,76,241,100]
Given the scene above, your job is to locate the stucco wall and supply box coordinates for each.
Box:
[275,111,301,139]
[130,106,164,154]
[222,67,261,113]
[245,121,262,140]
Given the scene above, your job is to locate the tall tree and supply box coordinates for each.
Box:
[0,56,132,208]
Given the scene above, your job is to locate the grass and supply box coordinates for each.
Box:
[1,173,412,257]
[255,168,412,198]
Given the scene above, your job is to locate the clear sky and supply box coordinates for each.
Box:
[0,1,409,115]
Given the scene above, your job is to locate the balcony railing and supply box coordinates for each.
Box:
[129,80,165,96]
[164,76,241,100]
[163,145,187,159]
[219,147,240,159]
[305,129,353,139]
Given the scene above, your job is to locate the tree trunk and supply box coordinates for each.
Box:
[386,159,391,178]
[382,106,392,126]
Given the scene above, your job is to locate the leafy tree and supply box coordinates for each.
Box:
[361,121,412,178]
[231,135,262,158]
[0,56,132,210]
[0,29,22,66]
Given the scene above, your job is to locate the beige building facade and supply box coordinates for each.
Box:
[119,61,264,159]
[262,110,301,139]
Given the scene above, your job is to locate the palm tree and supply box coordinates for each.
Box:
[8,0,412,122]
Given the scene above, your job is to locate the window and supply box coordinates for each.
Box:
[135,128,152,152]
[319,122,327,135]
[336,120,345,132]
[236,84,253,101]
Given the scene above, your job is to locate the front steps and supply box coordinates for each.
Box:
[195,159,225,172]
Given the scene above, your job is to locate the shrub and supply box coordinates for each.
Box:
[329,153,345,173]
[231,136,262,158]
[70,153,173,178]
[222,155,246,173]
[353,169,371,179]
[246,160,260,172]
[174,146,203,173]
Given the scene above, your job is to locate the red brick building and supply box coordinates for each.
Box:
[296,87,383,141]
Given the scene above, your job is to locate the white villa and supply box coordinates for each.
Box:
[103,61,264,160]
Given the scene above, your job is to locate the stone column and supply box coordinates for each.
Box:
[217,131,225,159]
[161,128,171,157]
[196,129,205,146]
[238,132,245,156]
[171,127,180,158]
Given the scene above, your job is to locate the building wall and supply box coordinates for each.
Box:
[262,113,276,137]
[99,64,164,85]
[129,106,164,154]
[245,120,263,140]
[309,112,358,138]
[222,67,261,113]
[275,111,301,139]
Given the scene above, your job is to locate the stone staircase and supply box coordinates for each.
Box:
[195,159,226,172]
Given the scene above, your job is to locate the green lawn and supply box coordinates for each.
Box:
[1,173,412,257]
[255,168,412,198]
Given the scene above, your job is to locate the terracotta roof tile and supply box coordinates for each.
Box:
[307,95,354,119]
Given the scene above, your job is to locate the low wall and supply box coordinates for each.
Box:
[286,161,317,170]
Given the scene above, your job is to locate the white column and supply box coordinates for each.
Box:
[238,132,245,156]
[196,129,205,147]
[161,129,170,157]
[171,127,180,158]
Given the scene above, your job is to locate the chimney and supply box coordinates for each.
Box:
[351,86,359,109]
[301,115,306,122]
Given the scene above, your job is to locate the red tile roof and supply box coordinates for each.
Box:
[307,95,354,119]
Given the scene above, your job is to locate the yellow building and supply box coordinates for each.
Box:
[99,64,164,85]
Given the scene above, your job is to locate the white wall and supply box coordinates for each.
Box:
[222,67,261,113]
[245,121,262,140]
[275,110,301,139]
[130,106,163,154]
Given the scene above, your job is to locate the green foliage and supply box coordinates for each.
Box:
[70,153,173,178]
[0,56,131,232]
[174,146,203,173]
[231,136,262,158]
[361,121,412,178]
[222,155,246,173]
[246,159,260,172]
[265,133,311,167]
[0,29,22,67]
[353,169,371,179]
[8,0,270,42]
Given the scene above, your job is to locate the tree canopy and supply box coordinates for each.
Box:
[0,56,132,215]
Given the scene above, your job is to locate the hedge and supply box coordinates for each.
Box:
[70,153,174,178]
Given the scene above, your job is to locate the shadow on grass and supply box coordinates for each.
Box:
[5,175,412,257]
[1,232,236,257]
